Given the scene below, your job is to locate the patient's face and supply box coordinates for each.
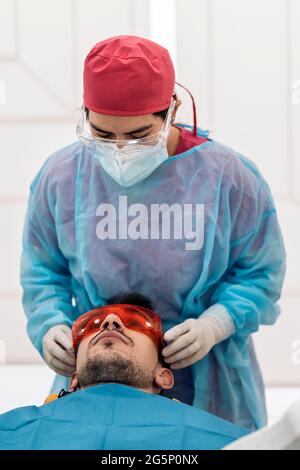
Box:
[71,313,174,393]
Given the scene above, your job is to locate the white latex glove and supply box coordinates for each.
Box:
[162,304,235,369]
[42,324,76,376]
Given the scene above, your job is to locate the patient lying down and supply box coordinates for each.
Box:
[0,292,248,450]
[69,291,174,398]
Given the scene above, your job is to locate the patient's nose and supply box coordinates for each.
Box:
[100,314,125,332]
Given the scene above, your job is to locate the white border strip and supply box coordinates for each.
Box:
[149,0,177,74]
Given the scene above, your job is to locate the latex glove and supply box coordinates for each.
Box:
[42,324,76,376]
[162,304,235,369]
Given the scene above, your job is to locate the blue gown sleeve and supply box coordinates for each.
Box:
[20,159,74,357]
[211,155,286,337]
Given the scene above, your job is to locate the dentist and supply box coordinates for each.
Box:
[20,35,286,430]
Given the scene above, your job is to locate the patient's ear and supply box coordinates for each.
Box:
[154,367,174,391]
[70,372,79,392]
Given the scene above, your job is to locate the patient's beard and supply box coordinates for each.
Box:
[77,351,156,390]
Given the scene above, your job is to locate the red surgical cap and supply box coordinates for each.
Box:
[83,35,175,116]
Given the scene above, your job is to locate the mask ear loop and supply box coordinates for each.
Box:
[175,81,198,137]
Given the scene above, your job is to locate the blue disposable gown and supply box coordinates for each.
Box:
[0,383,248,450]
[20,125,286,431]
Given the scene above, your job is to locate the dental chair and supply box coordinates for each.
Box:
[224,399,300,450]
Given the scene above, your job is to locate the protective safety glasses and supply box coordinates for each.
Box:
[76,98,176,153]
[72,304,165,352]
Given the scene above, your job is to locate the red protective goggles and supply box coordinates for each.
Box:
[72,304,164,352]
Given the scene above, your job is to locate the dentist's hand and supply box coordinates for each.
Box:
[162,307,235,369]
[42,324,76,376]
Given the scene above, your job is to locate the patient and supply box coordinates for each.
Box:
[0,292,249,450]
[69,292,174,397]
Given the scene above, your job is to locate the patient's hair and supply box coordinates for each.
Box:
[107,291,169,371]
[107,291,154,310]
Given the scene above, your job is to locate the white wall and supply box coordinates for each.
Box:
[0,0,299,386]
[0,0,153,365]
[175,0,300,386]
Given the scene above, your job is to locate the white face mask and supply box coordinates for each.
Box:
[77,99,176,187]
[94,130,171,187]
